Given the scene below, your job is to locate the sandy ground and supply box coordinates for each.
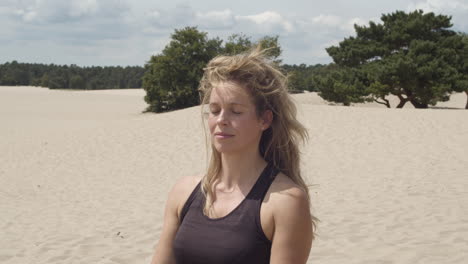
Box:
[1,86,467,264]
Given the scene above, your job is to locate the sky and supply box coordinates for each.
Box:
[1,0,467,66]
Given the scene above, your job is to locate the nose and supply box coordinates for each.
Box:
[216,110,228,126]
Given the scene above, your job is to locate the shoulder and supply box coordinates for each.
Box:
[170,175,202,196]
[268,172,310,211]
[265,172,312,233]
[265,173,313,262]
[167,175,202,219]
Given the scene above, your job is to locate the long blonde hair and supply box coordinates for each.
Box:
[198,46,317,236]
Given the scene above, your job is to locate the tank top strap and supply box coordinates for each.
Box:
[247,163,279,202]
[179,182,201,222]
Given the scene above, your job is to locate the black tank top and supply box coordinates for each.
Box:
[173,163,279,264]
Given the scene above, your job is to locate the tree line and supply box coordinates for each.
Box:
[0,61,144,89]
[1,9,466,109]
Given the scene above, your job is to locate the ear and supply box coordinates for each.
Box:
[260,110,273,130]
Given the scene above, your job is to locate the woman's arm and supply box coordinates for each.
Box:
[150,176,199,264]
[150,185,180,264]
[269,186,313,264]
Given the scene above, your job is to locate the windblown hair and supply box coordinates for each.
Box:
[198,46,317,236]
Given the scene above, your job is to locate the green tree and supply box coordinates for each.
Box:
[451,32,468,109]
[69,75,86,89]
[40,73,49,87]
[143,27,222,112]
[223,34,282,61]
[283,64,326,92]
[314,65,371,106]
[258,35,282,62]
[326,10,465,108]
[223,33,253,55]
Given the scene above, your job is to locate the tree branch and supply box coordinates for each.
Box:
[373,97,391,108]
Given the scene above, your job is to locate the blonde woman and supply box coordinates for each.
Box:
[151,47,316,264]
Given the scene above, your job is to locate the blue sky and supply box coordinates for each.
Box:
[1,0,467,66]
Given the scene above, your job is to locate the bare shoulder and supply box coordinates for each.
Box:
[167,175,203,219]
[170,175,202,196]
[267,172,310,208]
[265,173,313,263]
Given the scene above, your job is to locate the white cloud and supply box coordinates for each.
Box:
[10,0,125,23]
[147,4,195,28]
[196,10,235,29]
[237,11,295,33]
[311,14,342,27]
[146,7,297,36]
[408,0,468,12]
[306,14,370,35]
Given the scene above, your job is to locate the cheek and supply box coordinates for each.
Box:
[207,116,216,133]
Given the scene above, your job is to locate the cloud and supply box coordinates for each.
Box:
[305,14,370,35]
[1,0,134,44]
[408,0,468,12]
[10,0,126,23]
[147,4,196,28]
[196,10,236,29]
[311,15,342,27]
[146,6,295,34]
[236,11,295,33]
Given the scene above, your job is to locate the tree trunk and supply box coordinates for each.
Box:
[396,94,409,108]
[410,99,428,108]
[465,91,468,109]
[396,100,408,108]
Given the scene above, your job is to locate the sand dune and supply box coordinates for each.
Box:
[1,86,467,264]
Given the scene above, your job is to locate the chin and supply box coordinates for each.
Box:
[213,143,239,154]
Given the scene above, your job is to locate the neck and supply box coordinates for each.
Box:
[218,149,267,190]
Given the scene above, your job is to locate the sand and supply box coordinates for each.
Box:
[1,86,467,264]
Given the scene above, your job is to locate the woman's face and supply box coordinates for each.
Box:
[208,81,269,155]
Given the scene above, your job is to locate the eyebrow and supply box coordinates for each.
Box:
[209,102,247,107]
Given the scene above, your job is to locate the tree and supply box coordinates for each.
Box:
[223,34,282,62]
[69,75,86,89]
[223,34,253,55]
[314,64,372,106]
[451,32,468,109]
[143,27,222,112]
[282,63,326,92]
[326,10,465,108]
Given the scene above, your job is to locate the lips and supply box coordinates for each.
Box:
[214,132,234,138]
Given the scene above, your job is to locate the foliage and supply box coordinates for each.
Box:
[325,10,467,108]
[451,32,468,108]
[0,61,145,89]
[142,27,223,112]
[282,64,326,92]
[223,34,253,55]
[313,64,372,106]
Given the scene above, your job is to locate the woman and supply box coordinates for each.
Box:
[151,47,316,264]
